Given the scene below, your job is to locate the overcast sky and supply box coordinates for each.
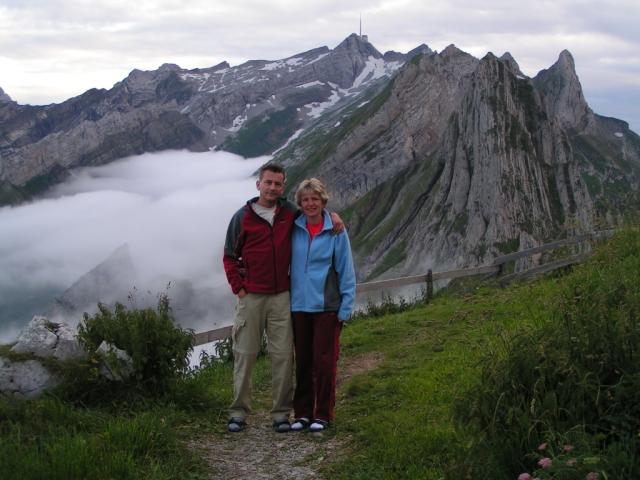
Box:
[0,0,638,131]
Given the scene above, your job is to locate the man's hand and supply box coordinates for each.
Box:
[329,211,345,234]
[238,288,248,298]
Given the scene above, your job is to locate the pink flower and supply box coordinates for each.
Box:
[586,473,599,480]
[563,444,575,452]
[566,458,578,466]
[537,442,548,451]
[537,457,553,469]
[518,474,532,480]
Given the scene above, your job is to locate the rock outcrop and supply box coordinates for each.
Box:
[0,358,60,399]
[0,317,135,398]
[11,316,85,360]
[1,316,88,398]
[96,341,134,381]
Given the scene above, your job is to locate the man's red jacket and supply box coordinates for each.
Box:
[223,197,297,295]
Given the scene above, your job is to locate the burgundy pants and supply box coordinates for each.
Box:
[292,311,342,422]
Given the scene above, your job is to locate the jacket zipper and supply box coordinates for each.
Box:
[249,201,279,293]
[304,228,312,273]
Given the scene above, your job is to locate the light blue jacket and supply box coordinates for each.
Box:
[290,211,356,321]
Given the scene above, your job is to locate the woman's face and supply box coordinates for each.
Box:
[300,190,325,219]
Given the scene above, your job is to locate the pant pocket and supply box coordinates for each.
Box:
[232,298,247,345]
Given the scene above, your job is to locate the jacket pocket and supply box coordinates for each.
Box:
[323,267,341,311]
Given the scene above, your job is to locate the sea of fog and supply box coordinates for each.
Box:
[0,150,270,346]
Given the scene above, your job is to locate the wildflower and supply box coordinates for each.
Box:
[563,444,574,452]
[586,473,599,480]
[537,442,548,451]
[566,458,578,466]
[538,457,552,469]
[517,474,532,480]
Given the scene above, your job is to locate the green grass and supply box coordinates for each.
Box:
[0,352,274,479]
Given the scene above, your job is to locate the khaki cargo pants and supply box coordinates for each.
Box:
[229,291,294,422]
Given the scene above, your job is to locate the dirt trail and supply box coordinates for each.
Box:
[187,352,384,479]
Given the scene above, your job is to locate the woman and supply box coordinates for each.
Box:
[289,178,356,432]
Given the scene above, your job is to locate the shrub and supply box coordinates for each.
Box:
[77,294,194,395]
[457,228,640,478]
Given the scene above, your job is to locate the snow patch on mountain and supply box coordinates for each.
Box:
[351,57,403,90]
[226,115,247,132]
[305,90,341,118]
[297,81,325,89]
[273,128,305,154]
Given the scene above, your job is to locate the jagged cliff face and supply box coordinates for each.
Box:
[276,47,640,280]
[0,34,425,205]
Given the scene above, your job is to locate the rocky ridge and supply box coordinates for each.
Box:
[0,34,426,205]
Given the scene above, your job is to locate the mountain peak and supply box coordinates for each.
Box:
[0,86,12,103]
[533,49,590,128]
[407,43,432,57]
[499,52,524,76]
[558,49,575,68]
[159,63,182,72]
[440,44,464,57]
[482,51,498,61]
[334,33,382,58]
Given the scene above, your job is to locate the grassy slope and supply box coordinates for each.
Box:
[326,229,640,479]
[328,283,546,479]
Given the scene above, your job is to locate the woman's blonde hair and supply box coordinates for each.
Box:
[295,178,329,206]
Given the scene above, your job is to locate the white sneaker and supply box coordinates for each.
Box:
[309,420,329,432]
[291,417,310,431]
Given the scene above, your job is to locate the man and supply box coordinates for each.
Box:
[223,163,343,433]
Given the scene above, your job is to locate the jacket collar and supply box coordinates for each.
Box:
[294,210,332,231]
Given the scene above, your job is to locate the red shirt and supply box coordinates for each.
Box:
[306,220,323,239]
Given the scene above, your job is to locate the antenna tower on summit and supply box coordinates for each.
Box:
[359,14,368,43]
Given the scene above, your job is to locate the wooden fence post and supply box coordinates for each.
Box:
[426,269,433,301]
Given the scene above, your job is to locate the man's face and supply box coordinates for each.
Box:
[256,170,285,207]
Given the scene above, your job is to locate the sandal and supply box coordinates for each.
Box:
[309,419,329,432]
[227,417,246,433]
[290,417,311,431]
[272,419,291,433]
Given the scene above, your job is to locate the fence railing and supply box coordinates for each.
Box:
[192,229,613,346]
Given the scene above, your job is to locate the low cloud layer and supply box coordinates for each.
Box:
[0,150,268,342]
